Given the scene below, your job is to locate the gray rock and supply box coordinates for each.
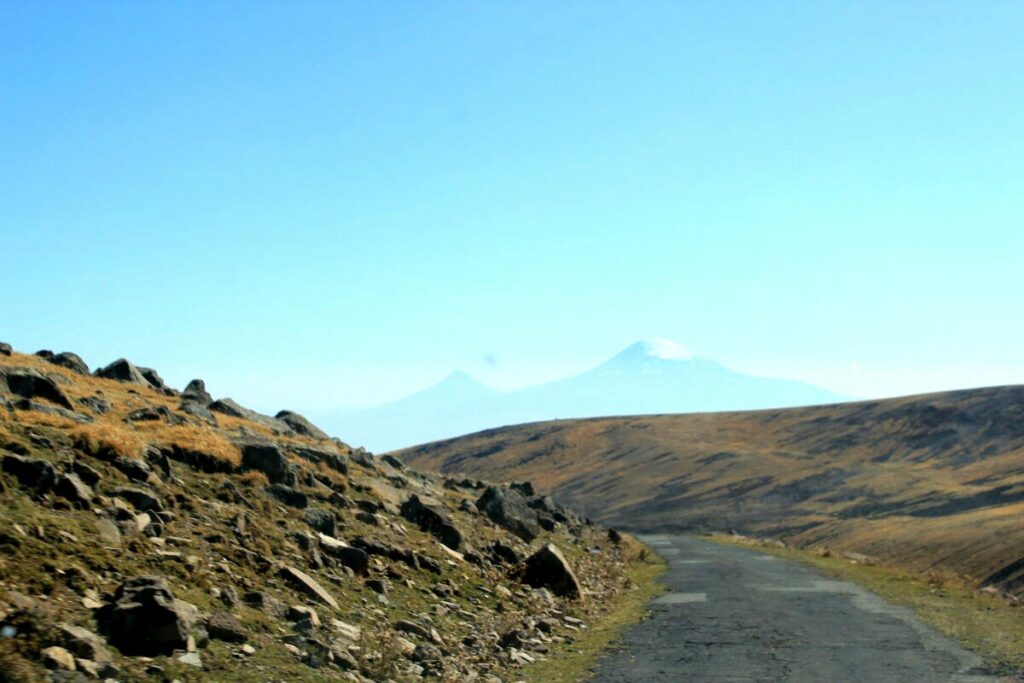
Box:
[138,367,176,396]
[113,487,164,512]
[54,473,93,506]
[0,368,74,409]
[242,591,287,618]
[0,342,11,356]
[57,623,113,668]
[264,484,308,509]
[205,611,248,643]
[303,508,337,536]
[113,456,152,483]
[100,576,198,656]
[46,352,90,375]
[211,398,293,434]
[276,411,329,440]
[522,544,582,598]
[239,440,295,485]
[476,486,540,542]
[94,358,150,386]
[181,379,213,404]
[400,494,463,550]
[76,395,111,415]
[2,453,57,492]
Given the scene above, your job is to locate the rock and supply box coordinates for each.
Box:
[113,487,164,512]
[280,565,339,609]
[211,399,293,434]
[303,508,337,537]
[0,368,74,409]
[608,528,622,543]
[488,541,521,565]
[0,342,11,356]
[275,411,329,440]
[77,395,111,415]
[318,538,369,576]
[522,544,582,598]
[94,358,150,386]
[476,486,540,542]
[96,518,121,546]
[330,619,361,641]
[242,591,287,618]
[239,440,295,485]
[41,645,77,671]
[125,406,183,425]
[537,512,558,531]
[100,575,198,656]
[509,481,535,497]
[113,456,152,483]
[288,605,321,627]
[411,643,442,664]
[394,620,430,640]
[138,367,175,395]
[364,579,387,596]
[206,611,248,643]
[57,623,113,669]
[329,641,359,670]
[2,453,58,492]
[180,379,213,404]
[53,473,93,505]
[400,494,463,550]
[379,454,405,471]
[44,352,90,375]
[177,651,203,668]
[264,484,307,508]
[179,399,217,425]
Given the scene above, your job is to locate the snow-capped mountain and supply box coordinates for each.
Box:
[315,340,846,452]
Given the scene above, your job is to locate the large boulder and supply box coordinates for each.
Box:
[2,454,57,492]
[238,440,295,485]
[0,368,73,409]
[138,367,176,395]
[522,544,582,598]
[94,358,151,386]
[303,508,337,537]
[46,352,90,375]
[400,495,463,551]
[276,411,329,440]
[476,486,540,542]
[211,399,294,434]
[100,576,198,655]
[180,379,213,404]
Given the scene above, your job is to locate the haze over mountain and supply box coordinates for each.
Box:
[316,339,845,452]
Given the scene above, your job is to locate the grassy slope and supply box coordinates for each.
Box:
[0,350,654,682]
[399,386,1024,596]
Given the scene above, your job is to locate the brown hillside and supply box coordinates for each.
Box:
[399,387,1024,596]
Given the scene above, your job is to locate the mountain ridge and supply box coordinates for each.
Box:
[317,339,846,452]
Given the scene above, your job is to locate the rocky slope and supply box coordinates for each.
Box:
[0,342,646,682]
[400,387,1024,598]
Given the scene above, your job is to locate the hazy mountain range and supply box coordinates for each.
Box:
[315,339,846,453]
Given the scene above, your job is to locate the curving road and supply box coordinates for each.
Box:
[591,535,1012,683]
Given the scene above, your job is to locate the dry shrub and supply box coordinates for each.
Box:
[238,470,269,487]
[0,640,39,683]
[140,423,242,468]
[72,422,146,460]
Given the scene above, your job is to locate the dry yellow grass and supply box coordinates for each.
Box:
[136,422,242,468]
[70,422,147,460]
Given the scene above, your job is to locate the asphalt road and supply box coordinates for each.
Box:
[590,535,1009,683]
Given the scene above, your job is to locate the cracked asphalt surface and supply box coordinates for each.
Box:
[591,535,1011,683]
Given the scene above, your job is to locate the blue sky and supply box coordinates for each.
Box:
[2,1,1022,412]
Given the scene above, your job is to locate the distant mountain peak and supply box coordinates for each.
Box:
[634,338,694,360]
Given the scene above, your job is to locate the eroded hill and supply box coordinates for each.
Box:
[0,343,648,682]
[400,387,1024,597]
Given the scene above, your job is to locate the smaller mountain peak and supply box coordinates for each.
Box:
[634,338,694,360]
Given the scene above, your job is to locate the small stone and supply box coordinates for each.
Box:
[240,644,256,655]
[288,605,321,627]
[177,652,203,668]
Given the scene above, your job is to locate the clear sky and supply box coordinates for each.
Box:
[2,1,1022,413]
